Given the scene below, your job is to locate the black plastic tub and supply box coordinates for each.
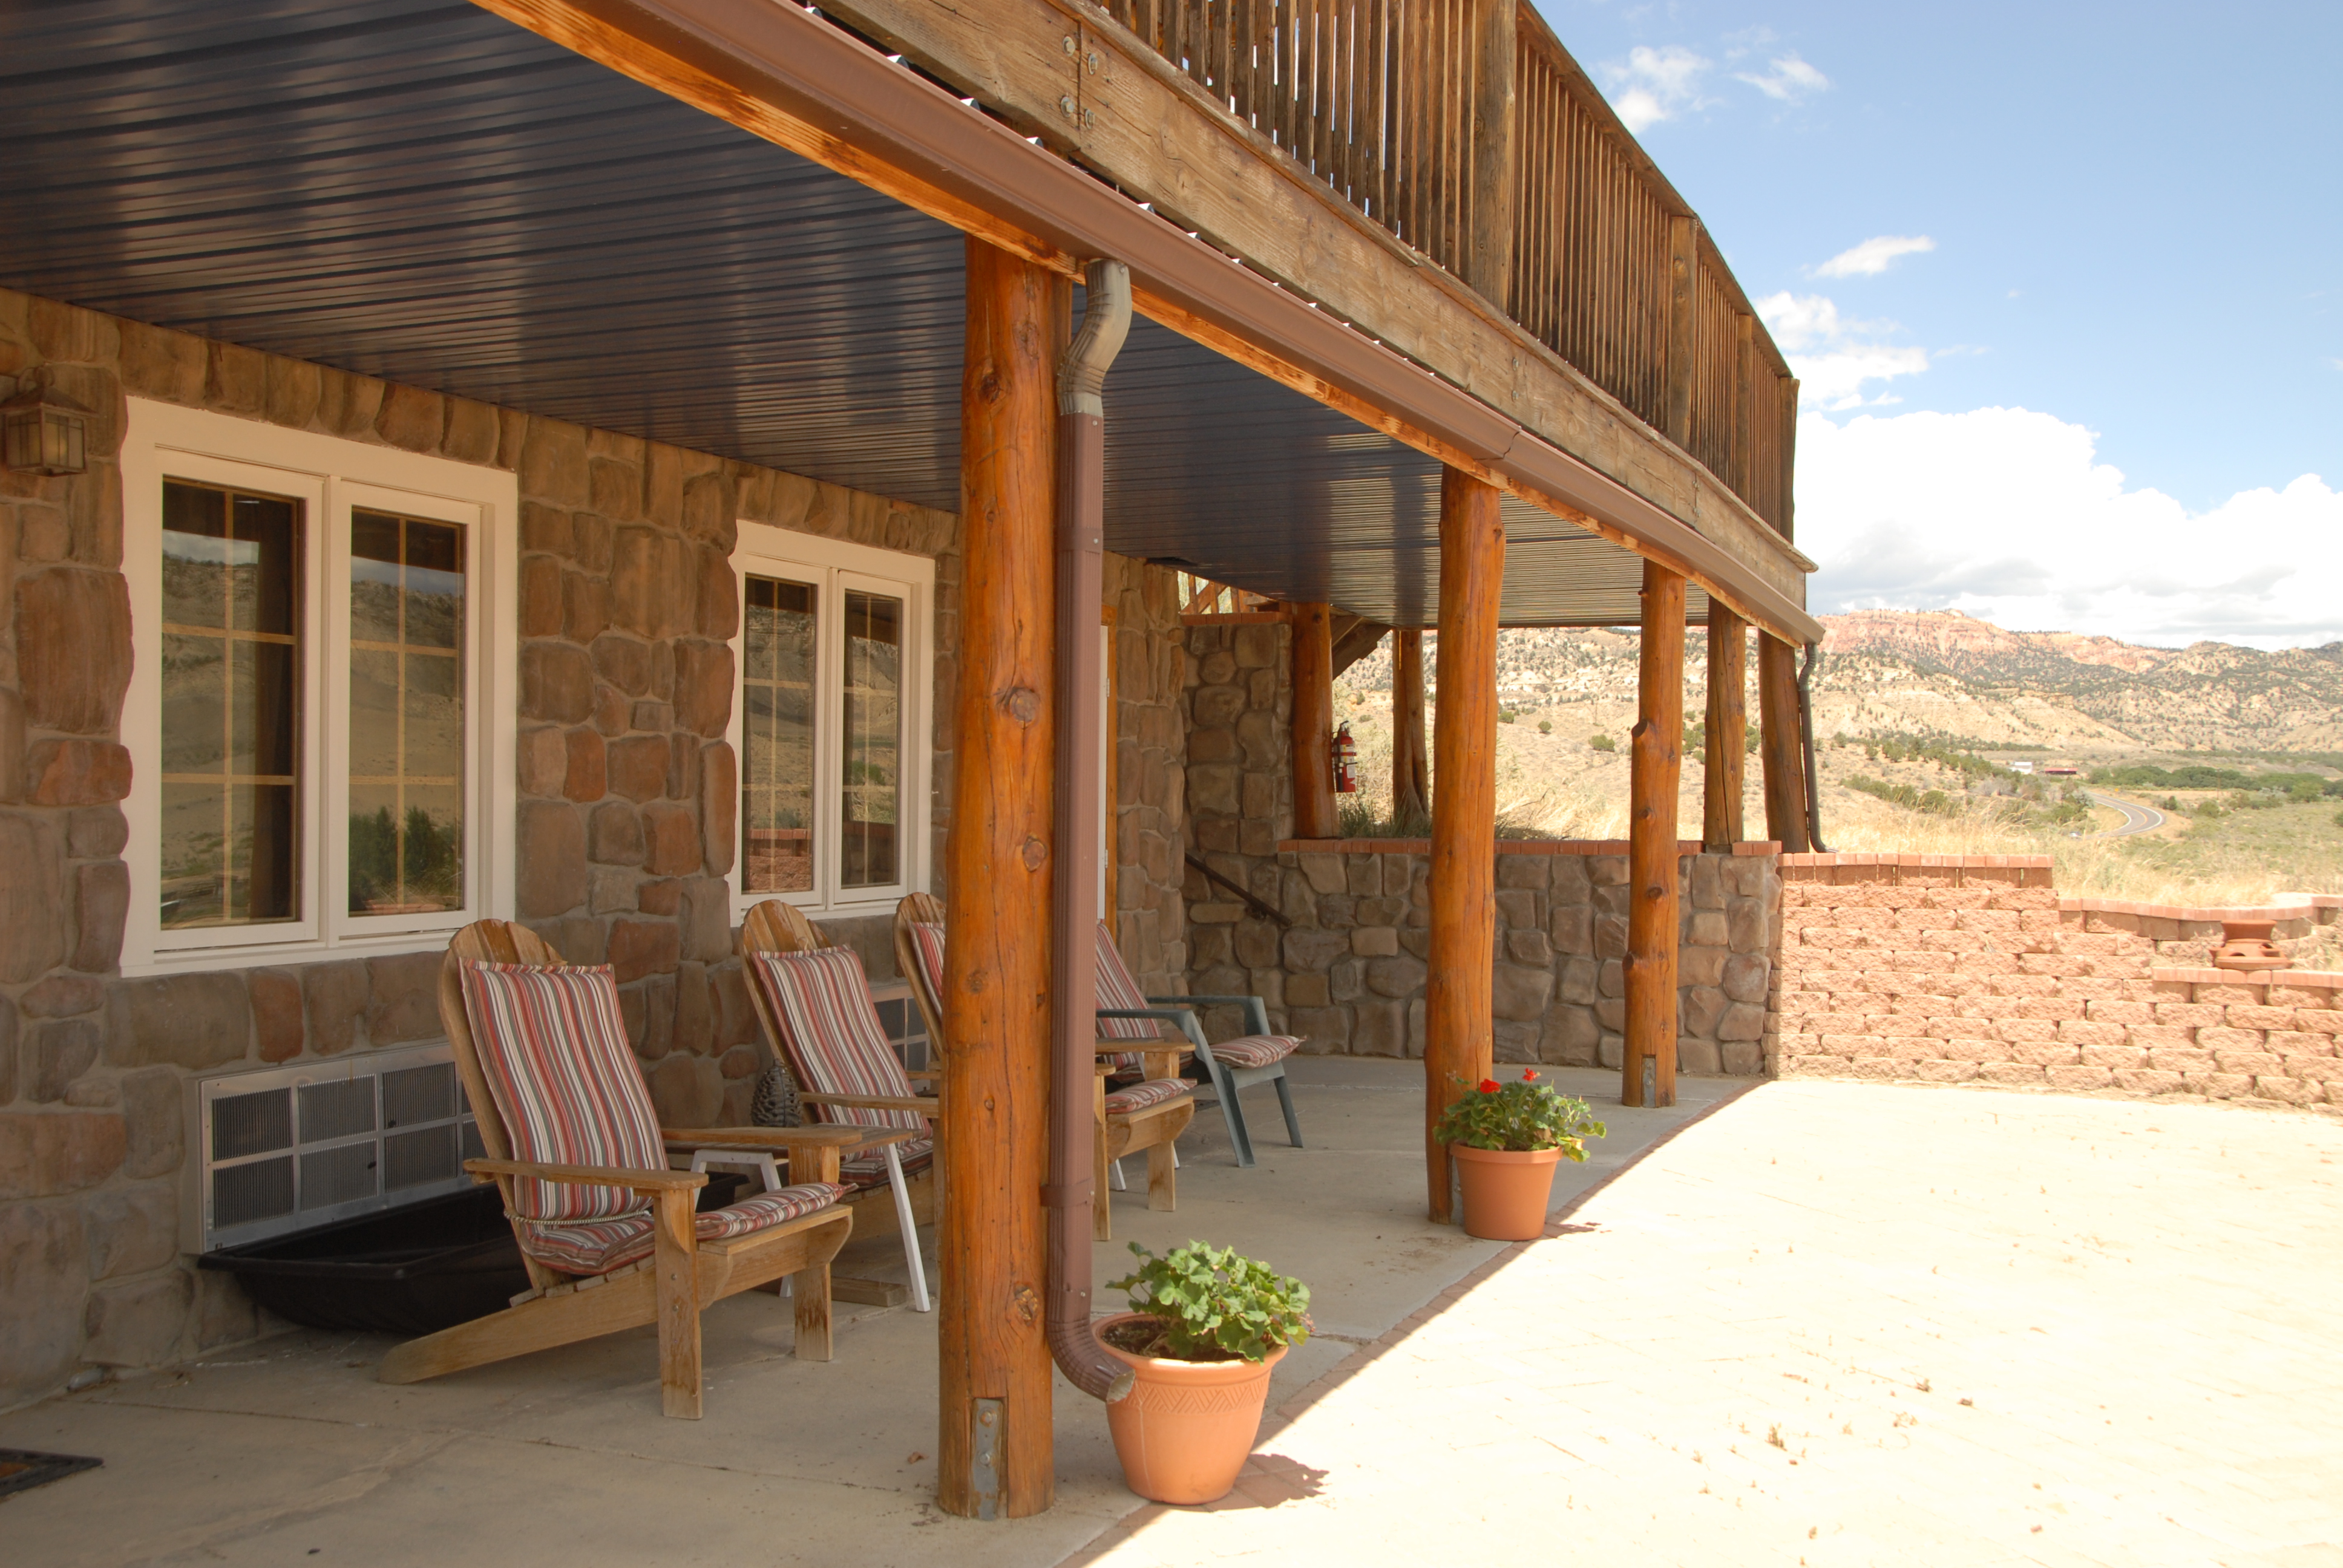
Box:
[199,1174,749,1336]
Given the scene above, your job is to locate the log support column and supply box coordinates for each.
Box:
[1426,469,1501,1221]
[1289,601,1337,840]
[1759,634,1811,854]
[1703,605,1747,850]
[939,238,1058,1520]
[1392,629,1429,828]
[1624,561,1684,1109]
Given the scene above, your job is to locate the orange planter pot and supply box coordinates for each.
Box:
[1095,1313,1288,1504]
[1451,1144,1564,1240]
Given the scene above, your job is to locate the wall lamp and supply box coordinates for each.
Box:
[1,371,91,476]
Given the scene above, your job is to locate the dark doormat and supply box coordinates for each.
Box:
[0,1449,102,1498]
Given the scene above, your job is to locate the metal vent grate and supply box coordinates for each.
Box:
[198,1043,480,1250]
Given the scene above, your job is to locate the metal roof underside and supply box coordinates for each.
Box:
[0,0,1714,628]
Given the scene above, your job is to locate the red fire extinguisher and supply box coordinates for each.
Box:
[1333,721,1358,793]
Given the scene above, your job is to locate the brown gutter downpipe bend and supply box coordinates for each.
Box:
[1047,258,1136,1403]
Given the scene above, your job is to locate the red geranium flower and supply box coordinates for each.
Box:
[1521,1070,1540,1081]
[1477,1079,1501,1094]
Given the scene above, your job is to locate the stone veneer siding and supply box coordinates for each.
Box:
[1774,855,2343,1110]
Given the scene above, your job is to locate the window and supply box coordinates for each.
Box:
[729,525,932,916]
[122,401,517,974]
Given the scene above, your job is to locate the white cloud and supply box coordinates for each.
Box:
[1797,407,2343,648]
[1813,235,1936,278]
[1735,52,1829,102]
[1602,45,1711,133]
[1757,291,1928,409]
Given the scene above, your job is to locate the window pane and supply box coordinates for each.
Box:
[741,575,814,893]
[349,511,466,916]
[160,480,301,929]
[841,590,902,889]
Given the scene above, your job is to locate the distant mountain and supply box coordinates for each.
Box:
[1342,610,2343,754]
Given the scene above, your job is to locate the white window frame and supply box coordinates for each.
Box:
[120,400,518,976]
[728,523,934,921]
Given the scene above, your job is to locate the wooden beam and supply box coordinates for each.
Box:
[1466,0,1517,309]
[1392,628,1429,829]
[1426,469,1502,1222]
[940,237,1057,1520]
[1289,602,1338,840]
[1703,604,1746,851]
[1758,632,1810,854]
[1625,561,1684,1108]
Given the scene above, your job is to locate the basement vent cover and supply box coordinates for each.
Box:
[197,1044,483,1251]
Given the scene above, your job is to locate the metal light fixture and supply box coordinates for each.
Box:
[1,372,91,476]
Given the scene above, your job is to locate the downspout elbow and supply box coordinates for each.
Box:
[1059,259,1131,419]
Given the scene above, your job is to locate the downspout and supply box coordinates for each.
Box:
[1798,640,1827,852]
[1047,258,1136,1403]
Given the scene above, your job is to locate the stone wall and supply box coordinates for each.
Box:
[1106,557,1190,993]
[0,287,971,1409]
[1178,616,1778,1070]
[1773,855,2343,1111]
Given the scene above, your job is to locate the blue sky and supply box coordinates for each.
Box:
[1537,1,2343,646]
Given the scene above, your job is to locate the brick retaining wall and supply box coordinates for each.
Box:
[1773,855,2343,1112]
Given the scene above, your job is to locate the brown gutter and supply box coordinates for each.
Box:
[482,0,1821,645]
[1046,258,1134,1404]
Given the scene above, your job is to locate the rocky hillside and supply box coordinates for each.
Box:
[1344,610,2343,755]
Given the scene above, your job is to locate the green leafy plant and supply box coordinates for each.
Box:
[1434,1070,1607,1155]
[1588,733,1617,753]
[1105,1241,1312,1362]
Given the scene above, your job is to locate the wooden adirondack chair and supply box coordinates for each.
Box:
[739,900,939,1309]
[894,896,1194,1239]
[378,920,888,1419]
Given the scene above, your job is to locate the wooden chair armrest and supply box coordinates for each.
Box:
[1096,1041,1191,1056]
[799,1093,940,1115]
[903,1067,941,1082]
[657,1125,868,1150]
[465,1157,707,1193]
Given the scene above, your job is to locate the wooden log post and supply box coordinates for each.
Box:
[1392,628,1429,828]
[1289,601,1338,840]
[939,237,1058,1520]
[1426,468,1502,1222]
[1758,633,1810,854]
[1625,561,1684,1109]
[1703,605,1747,850]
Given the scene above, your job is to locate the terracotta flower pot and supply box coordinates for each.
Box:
[1095,1312,1288,1504]
[1451,1144,1564,1241]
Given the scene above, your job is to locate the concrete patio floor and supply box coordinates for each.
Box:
[0,1059,1734,1566]
[5,1065,2338,1567]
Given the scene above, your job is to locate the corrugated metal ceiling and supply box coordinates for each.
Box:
[0,0,1702,627]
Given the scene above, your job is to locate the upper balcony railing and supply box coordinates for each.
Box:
[1095,0,1799,537]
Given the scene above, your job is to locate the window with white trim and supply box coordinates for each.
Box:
[121,400,518,975]
[727,523,934,917]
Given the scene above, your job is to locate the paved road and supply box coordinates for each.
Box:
[2082,788,2166,837]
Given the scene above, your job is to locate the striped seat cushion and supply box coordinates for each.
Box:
[1104,1078,1190,1116]
[520,1181,848,1276]
[1093,921,1170,1070]
[906,922,947,1019]
[1212,1034,1302,1070]
[749,949,929,1134]
[460,961,663,1225]
[840,1137,936,1192]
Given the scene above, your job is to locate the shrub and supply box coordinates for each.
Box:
[1105,1241,1311,1362]
[1538,719,1553,734]
[1589,734,1616,753]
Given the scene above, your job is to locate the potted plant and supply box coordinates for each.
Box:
[1096,1241,1312,1504]
[1437,1070,1606,1241]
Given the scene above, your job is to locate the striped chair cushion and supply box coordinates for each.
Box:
[1212,1034,1302,1070]
[460,961,663,1224]
[749,949,929,1134]
[1104,1078,1190,1116]
[520,1181,848,1276]
[1093,921,1169,1069]
[841,1137,936,1192]
[907,923,947,1019]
